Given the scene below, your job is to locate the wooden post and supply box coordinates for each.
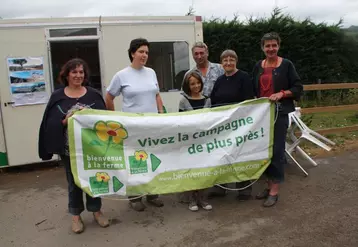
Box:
[317,79,322,103]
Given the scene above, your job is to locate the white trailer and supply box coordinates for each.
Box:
[0,15,203,167]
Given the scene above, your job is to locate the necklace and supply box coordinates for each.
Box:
[263,57,279,68]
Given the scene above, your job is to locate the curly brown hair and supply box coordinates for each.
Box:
[58,58,90,86]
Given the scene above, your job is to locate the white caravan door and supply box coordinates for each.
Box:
[0,27,52,166]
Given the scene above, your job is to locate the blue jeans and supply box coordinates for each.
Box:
[61,155,102,215]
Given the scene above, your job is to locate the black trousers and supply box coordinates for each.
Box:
[264,114,289,183]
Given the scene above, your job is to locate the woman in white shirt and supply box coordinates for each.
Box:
[105,38,164,211]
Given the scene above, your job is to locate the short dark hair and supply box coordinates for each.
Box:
[58,58,90,86]
[182,71,203,95]
[261,32,281,48]
[128,38,150,62]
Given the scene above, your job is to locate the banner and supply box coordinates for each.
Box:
[6,57,48,106]
[68,98,274,197]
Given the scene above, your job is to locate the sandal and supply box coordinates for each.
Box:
[263,195,279,207]
[130,201,146,211]
[72,217,84,234]
[255,189,270,200]
[93,212,110,228]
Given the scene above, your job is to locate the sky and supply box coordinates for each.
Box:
[0,0,357,27]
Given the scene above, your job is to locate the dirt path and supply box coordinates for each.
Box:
[1,151,358,247]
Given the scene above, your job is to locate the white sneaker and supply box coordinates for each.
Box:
[199,201,212,210]
[189,201,199,211]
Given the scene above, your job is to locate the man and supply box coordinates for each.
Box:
[184,42,224,98]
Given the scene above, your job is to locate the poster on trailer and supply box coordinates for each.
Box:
[6,57,48,106]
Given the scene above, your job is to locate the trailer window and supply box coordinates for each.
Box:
[49,40,102,92]
[49,28,97,37]
[146,42,190,92]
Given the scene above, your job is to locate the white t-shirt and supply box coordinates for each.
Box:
[107,66,159,113]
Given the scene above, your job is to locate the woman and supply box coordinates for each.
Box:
[178,71,212,211]
[209,49,256,200]
[38,58,109,233]
[105,38,164,212]
[252,32,303,207]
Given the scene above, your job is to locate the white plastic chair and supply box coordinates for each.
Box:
[285,107,335,176]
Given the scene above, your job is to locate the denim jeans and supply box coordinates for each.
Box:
[61,155,102,215]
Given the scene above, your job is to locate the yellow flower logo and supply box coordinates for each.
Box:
[135,150,148,161]
[94,121,128,144]
[96,172,110,183]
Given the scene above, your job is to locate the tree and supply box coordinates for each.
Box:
[12,59,27,68]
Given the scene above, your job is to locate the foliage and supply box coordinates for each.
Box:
[12,58,27,68]
[203,8,358,85]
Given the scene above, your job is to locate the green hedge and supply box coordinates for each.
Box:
[203,8,358,84]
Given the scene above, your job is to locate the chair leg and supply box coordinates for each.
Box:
[295,146,318,167]
[309,130,336,146]
[302,133,332,151]
[287,137,302,153]
[285,150,308,177]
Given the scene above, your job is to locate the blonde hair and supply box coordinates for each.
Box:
[191,41,208,52]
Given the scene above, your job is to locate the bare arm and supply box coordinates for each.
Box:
[156,93,164,113]
[105,92,116,111]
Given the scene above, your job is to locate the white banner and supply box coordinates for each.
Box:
[68,98,274,197]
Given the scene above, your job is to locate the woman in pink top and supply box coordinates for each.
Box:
[252,32,303,207]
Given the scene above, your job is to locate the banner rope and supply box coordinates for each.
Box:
[102,194,147,201]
